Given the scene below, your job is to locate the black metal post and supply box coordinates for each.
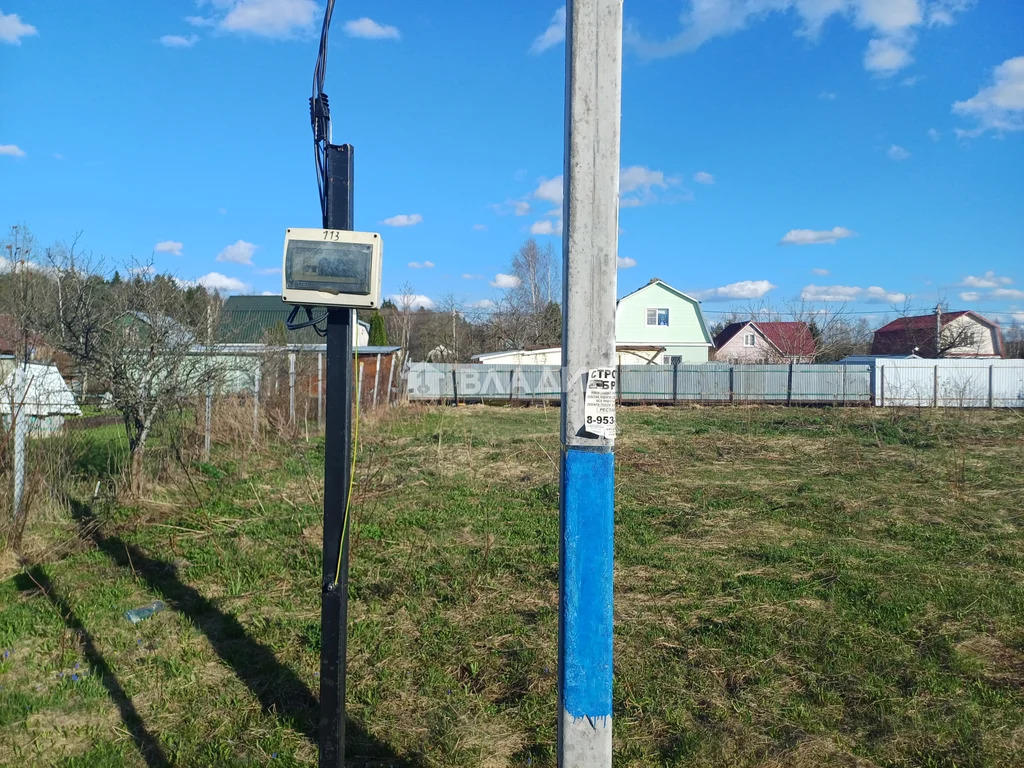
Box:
[320,143,354,768]
[672,361,679,405]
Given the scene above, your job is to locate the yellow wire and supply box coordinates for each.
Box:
[334,340,359,585]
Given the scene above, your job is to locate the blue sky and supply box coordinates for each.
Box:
[2,1,1022,323]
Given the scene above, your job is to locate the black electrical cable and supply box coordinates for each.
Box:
[288,0,337,337]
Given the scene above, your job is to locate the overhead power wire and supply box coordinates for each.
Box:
[290,0,336,340]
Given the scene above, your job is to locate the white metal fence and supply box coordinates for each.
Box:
[406,360,1024,408]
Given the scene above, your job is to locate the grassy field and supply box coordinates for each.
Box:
[1,404,1023,767]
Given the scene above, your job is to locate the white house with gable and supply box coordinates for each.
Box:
[472,278,713,365]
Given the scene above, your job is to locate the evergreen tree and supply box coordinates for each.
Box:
[368,311,388,346]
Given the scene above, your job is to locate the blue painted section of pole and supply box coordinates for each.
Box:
[559,1,622,765]
[560,448,615,720]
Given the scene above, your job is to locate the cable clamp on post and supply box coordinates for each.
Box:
[310,93,330,142]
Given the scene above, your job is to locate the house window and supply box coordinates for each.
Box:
[743,333,756,347]
[663,355,683,365]
[646,308,670,326]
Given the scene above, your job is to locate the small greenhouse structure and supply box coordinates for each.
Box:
[1,363,82,437]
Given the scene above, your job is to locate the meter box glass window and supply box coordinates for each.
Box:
[282,228,383,309]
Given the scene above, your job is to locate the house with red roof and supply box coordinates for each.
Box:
[871,311,1004,358]
[713,321,816,364]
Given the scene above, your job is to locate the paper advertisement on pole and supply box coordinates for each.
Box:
[583,367,617,439]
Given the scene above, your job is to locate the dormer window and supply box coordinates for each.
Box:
[743,333,756,346]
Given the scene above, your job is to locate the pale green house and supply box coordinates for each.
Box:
[472,278,714,365]
[615,279,713,363]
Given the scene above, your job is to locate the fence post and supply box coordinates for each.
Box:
[12,366,26,520]
[288,352,297,425]
[253,360,261,439]
[879,364,886,407]
[729,366,735,404]
[358,361,365,409]
[317,352,324,427]
[385,356,395,406]
[842,364,847,406]
[786,362,794,406]
[372,354,381,408]
[933,365,939,408]
[451,367,458,405]
[672,361,678,404]
[988,364,994,408]
[617,363,623,405]
[204,384,212,460]
[509,368,515,404]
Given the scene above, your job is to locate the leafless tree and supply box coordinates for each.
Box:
[510,238,559,313]
[41,246,220,494]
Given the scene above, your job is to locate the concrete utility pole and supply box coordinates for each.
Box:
[559,1,622,766]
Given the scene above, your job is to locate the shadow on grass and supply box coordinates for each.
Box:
[17,566,172,768]
[67,497,421,767]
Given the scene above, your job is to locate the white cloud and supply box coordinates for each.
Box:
[462,273,483,280]
[927,127,941,141]
[992,287,1024,300]
[185,16,218,28]
[533,176,563,206]
[887,144,911,160]
[901,74,925,87]
[961,271,1013,288]
[491,273,522,289]
[197,272,249,294]
[801,283,906,303]
[382,213,423,227]
[530,219,562,236]
[407,261,435,269]
[0,144,26,157]
[811,267,830,276]
[953,56,1024,136]
[255,266,281,275]
[261,291,277,296]
[160,34,199,48]
[864,37,913,75]
[344,17,400,40]
[213,0,318,38]
[154,240,184,256]
[959,291,981,302]
[928,1,976,28]
[864,285,907,303]
[216,239,257,265]
[626,0,957,76]
[473,224,488,231]
[693,171,715,185]
[388,293,434,309]
[491,200,531,216]
[617,256,637,269]
[129,265,156,277]
[530,6,566,54]
[468,299,496,310]
[0,11,37,45]
[779,226,856,246]
[695,279,776,302]
[619,165,678,207]
[818,91,837,100]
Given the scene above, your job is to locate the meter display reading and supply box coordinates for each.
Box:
[285,241,372,295]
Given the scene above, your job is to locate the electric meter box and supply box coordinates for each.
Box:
[281,228,383,309]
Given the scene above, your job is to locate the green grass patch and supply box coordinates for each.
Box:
[1,405,1023,766]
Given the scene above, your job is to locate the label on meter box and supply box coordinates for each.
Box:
[583,368,617,439]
